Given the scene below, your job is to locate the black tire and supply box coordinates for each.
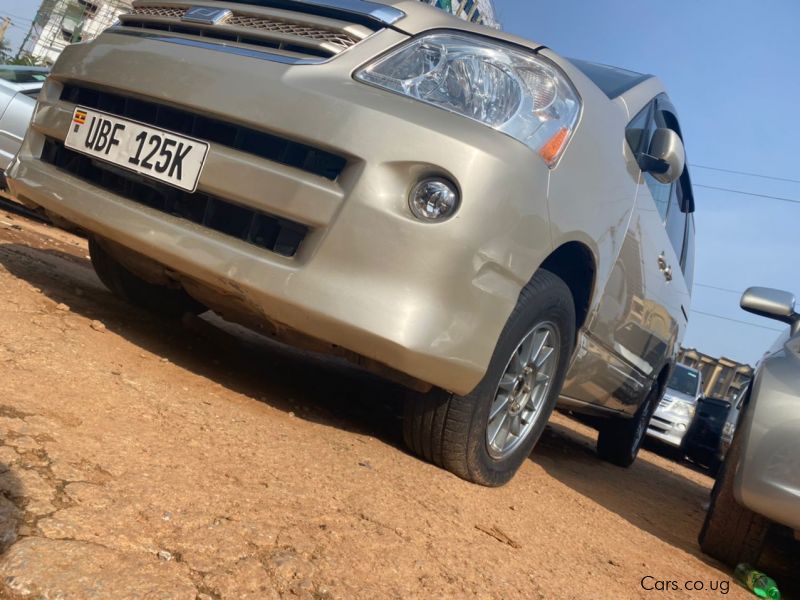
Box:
[699,429,769,566]
[707,457,722,478]
[596,380,660,467]
[403,269,576,487]
[88,237,204,318]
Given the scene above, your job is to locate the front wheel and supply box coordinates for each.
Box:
[89,237,204,318]
[403,269,576,486]
[699,429,768,566]
[596,380,660,467]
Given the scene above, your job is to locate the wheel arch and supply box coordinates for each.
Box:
[538,241,597,333]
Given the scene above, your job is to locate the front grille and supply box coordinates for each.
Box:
[119,4,372,58]
[60,84,346,181]
[651,415,673,426]
[130,6,360,49]
[131,5,184,18]
[41,139,307,257]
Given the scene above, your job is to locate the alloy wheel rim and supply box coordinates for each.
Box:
[486,322,560,460]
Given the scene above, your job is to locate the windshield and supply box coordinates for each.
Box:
[0,67,49,84]
[667,365,700,397]
[569,59,651,99]
[419,0,501,29]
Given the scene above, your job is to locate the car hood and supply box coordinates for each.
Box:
[0,81,43,94]
[663,389,696,404]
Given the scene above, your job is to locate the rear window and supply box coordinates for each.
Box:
[569,59,651,98]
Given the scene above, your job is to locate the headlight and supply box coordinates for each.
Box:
[355,33,581,167]
[721,422,736,440]
[671,400,696,417]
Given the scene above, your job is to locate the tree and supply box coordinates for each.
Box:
[6,53,50,67]
[0,38,13,63]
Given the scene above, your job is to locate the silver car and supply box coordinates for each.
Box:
[700,287,800,566]
[0,66,48,184]
[646,363,703,447]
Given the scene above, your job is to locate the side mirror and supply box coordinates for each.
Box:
[741,287,800,334]
[638,128,685,184]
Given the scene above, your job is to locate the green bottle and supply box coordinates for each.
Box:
[734,564,780,599]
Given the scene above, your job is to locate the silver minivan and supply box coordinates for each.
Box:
[7,0,696,485]
[646,363,703,447]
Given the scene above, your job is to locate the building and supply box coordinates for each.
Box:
[678,348,753,403]
[20,0,132,65]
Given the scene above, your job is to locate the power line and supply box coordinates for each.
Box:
[692,164,800,186]
[694,184,800,205]
[690,309,784,332]
[0,13,34,23]
[694,283,743,295]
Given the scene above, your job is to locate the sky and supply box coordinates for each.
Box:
[2,0,798,366]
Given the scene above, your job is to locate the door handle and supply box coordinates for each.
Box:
[657,252,673,281]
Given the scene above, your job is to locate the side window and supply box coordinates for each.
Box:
[625,103,650,154]
[626,103,671,220]
[681,213,696,286]
[664,178,687,260]
[642,108,674,221]
[627,101,689,263]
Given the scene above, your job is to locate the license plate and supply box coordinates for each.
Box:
[64,107,209,192]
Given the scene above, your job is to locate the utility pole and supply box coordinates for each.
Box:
[0,17,11,46]
[17,0,52,59]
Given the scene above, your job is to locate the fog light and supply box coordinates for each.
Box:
[676,423,687,432]
[409,178,459,221]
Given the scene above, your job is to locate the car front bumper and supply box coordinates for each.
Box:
[8,29,553,395]
[646,406,692,448]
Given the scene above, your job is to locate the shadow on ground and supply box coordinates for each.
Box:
[2,239,798,595]
[532,419,800,596]
[0,458,25,557]
[0,242,407,444]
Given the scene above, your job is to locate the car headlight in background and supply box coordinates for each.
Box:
[671,400,696,418]
[355,33,581,167]
[721,421,736,441]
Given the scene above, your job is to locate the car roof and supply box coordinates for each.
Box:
[568,59,652,99]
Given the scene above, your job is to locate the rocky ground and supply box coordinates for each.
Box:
[0,209,796,599]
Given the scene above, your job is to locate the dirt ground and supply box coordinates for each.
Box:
[0,209,796,599]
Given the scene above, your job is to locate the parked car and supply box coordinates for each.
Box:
[718,384,746,459]
[700,287,800,566]
[646,363,703,448]
[0,66,49,186]
[682,392,743,474]
[7,0,696,485]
